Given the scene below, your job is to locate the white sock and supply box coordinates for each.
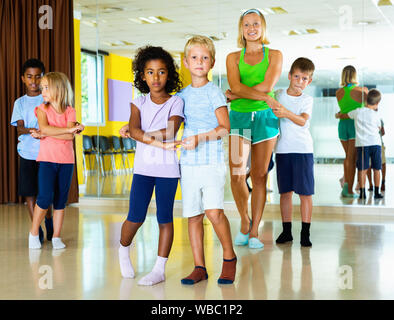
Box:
[138,256,168,286]
[119,243,135,278]
[29,232,41,249]
[52,237,66,249]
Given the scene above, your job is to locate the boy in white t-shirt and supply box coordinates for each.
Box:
[336,89,383,200]
[271,57,315,247]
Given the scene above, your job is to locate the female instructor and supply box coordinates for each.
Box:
[226,9,282,249]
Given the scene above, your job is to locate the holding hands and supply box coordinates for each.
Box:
[69,122,85,135]
[161,135,200,151]
[181,135,199,150]
[119,124,131,138]
[30,128,45,139]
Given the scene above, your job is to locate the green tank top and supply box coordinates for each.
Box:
[230,47,275,113]
[337,85,364,118]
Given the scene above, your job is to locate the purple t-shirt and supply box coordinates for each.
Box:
[133,93,184,178]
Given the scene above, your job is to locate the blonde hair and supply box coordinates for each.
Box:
[184,35,216,61]
[341,65,358,87]
[42,72,74,112]
[237,9,269,48]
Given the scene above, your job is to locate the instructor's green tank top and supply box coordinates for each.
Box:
[230,47,275,113]
[337,84,364,118]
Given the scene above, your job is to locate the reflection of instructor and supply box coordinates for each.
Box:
[335,66,368,198]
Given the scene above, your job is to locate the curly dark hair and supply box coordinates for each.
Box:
[132,45,183,94]
[22,58,45,75]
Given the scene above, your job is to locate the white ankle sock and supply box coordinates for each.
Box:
[119,243,135,278]
[52,237,66,249]
[29,232,41,249]
[138,256,168,286]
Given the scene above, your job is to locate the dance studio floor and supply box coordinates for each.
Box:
[1,201,394,300]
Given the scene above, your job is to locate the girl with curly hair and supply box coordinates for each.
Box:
[118,46,184,286]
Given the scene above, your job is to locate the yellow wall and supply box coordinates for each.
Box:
[81,53,134,177]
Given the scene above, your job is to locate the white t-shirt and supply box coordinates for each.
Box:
[348,107,381,147]
[274,89,313,154]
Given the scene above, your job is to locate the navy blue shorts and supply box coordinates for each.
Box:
[36,162,74,210]
[127,174,178,224]
[18,156,39,197]
[356,146,382,171]
[276,153,314,195]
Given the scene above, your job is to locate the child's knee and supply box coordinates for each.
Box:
[206,210,224,225]
[250,170,267,186]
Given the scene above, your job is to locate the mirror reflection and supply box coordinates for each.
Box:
[75,0,394,207]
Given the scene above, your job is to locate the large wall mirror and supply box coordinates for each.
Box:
[75,0,394,207]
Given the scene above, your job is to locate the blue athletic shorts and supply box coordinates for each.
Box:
[275,153,314,195]
[356,146,382,171]
[127,174,178,224]
[36,162,74,210]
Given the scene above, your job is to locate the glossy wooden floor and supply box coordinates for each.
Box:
[1,202,394,300]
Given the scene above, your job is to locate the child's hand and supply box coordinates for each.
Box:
[335,112,341,119]
[271,103,288,118]
[68,123,84,134]
[162,141,181,150]
[225,90,239,102]
[74,122,85,135]
[265,96,282,110]
[181,135,199,150]
[119,124,131,138]
[30,128,44,139]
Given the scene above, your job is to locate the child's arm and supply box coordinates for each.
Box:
[35,108,82,138]
[16,120,41,138]
[335,112,350,120]
[226,52,282,107]
[145,116,183,141]
[272,103,309,126]
[181,106,230,150]
[129,103,174,149]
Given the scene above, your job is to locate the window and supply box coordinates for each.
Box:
[81,51,104,125]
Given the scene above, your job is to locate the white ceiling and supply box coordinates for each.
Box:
[75,0,394,87]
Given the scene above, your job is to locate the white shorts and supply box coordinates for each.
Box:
[180,164,227,218]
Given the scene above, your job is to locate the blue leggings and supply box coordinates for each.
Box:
[127,174,178,224]
[36,162,74,210]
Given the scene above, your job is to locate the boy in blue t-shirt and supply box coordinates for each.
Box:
[10,59,53,243]
[177,36,237,285]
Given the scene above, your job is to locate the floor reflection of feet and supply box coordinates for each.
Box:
[29,249,41,265]
[298,247,314,300]
[119,278,134,300]
[138,281,166,300]
[52,248,66,257]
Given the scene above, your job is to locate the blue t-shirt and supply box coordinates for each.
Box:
[176,82,227,165]
[10,95,43,160]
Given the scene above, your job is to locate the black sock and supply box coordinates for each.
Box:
[374,186,384,199]
[276,222,293,243]
[301,222,312,247]
[359,188,366,199]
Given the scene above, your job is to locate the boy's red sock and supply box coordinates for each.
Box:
[181,266,208,285]
[218,257,237,284]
